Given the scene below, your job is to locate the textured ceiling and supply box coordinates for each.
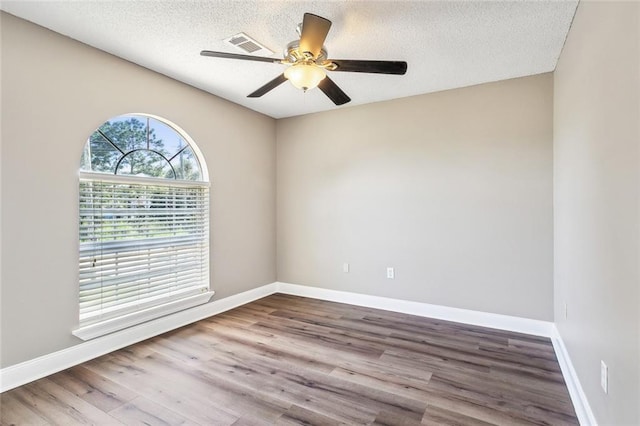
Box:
[1,1,577,119]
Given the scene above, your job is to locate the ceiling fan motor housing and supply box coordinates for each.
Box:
[285,40,328,64]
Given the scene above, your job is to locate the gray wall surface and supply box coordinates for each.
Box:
[277,74,554,321]
[553,2,640,424]
[0,12,277,368]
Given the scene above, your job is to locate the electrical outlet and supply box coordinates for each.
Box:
[386,267,395,279]
[564,302,568,320]
[600,360,608,394]
[343,263,349,273]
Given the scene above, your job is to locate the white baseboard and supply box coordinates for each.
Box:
[551,325,598,426]
[0,282,278,393]
[276,282,553,337]
[3,278,590,426]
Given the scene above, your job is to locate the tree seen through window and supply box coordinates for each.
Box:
[81,115,201,180]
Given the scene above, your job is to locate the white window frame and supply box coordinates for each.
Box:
[74,114,212,341]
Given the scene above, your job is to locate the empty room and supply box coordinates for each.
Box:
[0,1,638,425]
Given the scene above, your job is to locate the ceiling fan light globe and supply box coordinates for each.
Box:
[284,63,326,91]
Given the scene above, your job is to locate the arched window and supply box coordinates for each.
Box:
[75,114,211,340]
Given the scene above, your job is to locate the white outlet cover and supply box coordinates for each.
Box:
[600,360,608,394]
[386,267,395,279]
[343,263,349,273]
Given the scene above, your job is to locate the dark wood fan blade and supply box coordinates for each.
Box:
[200,50,281,64]
[330,60,407,75]
[299,13,332,58]
[318,76,351,106]
[247,74,288,98]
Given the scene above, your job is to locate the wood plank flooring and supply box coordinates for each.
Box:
[1,294,578,425]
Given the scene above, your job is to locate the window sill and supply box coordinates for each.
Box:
[72,291,215,341]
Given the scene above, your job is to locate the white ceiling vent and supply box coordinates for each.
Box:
[223,32,273,56]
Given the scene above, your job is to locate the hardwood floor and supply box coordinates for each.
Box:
[1,294,578,425]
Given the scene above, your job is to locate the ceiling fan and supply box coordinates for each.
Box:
[200,13,408,106]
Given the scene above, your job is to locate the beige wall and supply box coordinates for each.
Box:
[554,2,640,425]
[7,10,638,425]
[277,74,554,320]
[0,12,277,368]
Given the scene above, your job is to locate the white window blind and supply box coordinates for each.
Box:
[78,174,209,328]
